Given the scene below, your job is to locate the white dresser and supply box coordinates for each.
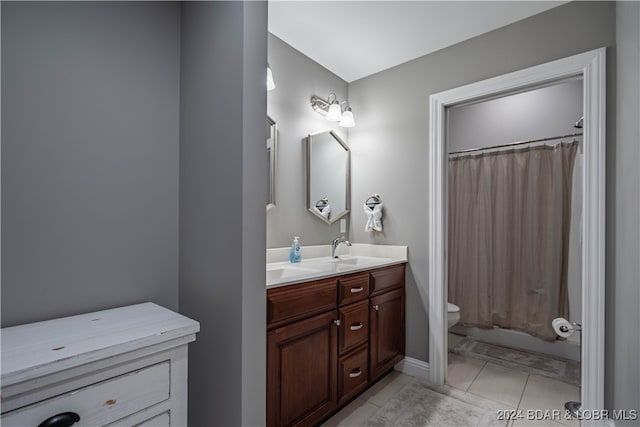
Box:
[1,303,199,427]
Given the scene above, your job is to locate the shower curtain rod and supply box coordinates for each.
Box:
[448,132,583,156]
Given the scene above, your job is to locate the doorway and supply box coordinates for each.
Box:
[445,78,583,420]
[427,48,606,421]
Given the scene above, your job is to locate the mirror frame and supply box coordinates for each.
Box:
[267,116,277,211]
[306,130,351,224]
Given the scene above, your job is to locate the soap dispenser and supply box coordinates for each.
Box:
[290,237,301,263]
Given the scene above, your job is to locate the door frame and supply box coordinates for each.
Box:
[427,48,606,419]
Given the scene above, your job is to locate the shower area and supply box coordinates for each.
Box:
[444,79,582,412]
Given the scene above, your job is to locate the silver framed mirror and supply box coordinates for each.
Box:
[306,130,350,224]
[267,116,277,210]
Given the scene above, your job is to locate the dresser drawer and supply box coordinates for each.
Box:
[339,300,369,355]
[338,272,369,306]
[105,409,171,427]
[2,361,170,427]
[338,344,369,404]
[106,410,170,427]
[134,411,170,426]
[267,278,337,329]
[370,264,405,295]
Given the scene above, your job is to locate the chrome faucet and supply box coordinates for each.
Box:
[331,236,352,258]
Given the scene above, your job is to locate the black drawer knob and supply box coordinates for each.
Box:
[38,412,80,427]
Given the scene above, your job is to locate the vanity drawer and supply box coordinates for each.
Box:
[2,361,170,427]
[339,300,369,355]
[267,278,337,329]
[338,272,370,306]
[338,344,369,404]
[370,264,405,295]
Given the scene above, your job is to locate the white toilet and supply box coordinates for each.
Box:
[447,303,460,328]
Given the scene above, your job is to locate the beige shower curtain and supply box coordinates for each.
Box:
[448,142,578,341]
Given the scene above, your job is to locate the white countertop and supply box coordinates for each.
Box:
[266,244,407,288]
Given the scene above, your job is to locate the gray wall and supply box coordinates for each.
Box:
[447,79,583,152]
[606,1,640,422]
[1,1,181,326]
[241,3,268,425]
[267,34,349,248]
[348,1,616,369]
[179,2,266,425]
[2,2,268,424]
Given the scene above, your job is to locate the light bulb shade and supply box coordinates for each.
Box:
[267,65,276,91]
[326,101,342,121]
[339,109,355,127]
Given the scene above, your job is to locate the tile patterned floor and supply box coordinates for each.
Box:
[321,371,412,427]
[467,362,529,408]
[451,336,580,387]
[322,341,580,427]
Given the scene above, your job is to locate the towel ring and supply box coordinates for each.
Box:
[365,194,382,209]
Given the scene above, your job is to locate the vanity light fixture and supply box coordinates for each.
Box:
[339,106,355,128]
[311,93,356,128]
[326,94,342,122]
[267,63,276,91]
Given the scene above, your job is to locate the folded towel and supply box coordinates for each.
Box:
[364,202,383,232]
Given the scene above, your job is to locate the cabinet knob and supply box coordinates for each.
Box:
[38,412,80,427]
[333,319,341,326]
[373,304,379,311]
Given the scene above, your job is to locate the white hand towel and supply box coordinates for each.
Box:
[315,204,331,220]
[364,202,384,232]
[321,204,331,219]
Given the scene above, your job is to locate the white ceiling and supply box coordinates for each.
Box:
[268,1,567,82]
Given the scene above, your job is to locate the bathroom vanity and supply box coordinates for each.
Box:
[0,303,199,427]
[266,248,406,427]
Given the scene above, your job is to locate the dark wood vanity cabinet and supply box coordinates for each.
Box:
[370,287,405,381]
[267,310,338,427]
[266,263,405,427]
[369,265,406,381]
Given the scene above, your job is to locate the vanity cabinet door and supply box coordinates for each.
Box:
[267,310,338,427]
[369,288,405,382]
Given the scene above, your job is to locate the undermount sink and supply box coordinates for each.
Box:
[301,256,376,270]
[266,265,321,281]
[329,256,372,266]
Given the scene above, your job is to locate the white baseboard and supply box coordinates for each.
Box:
[395,356,430,380]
